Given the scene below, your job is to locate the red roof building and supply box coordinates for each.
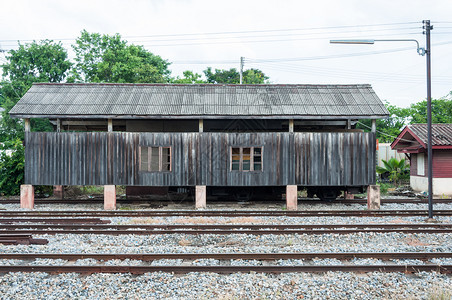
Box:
[391,124,452,196]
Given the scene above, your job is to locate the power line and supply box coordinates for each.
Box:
[0,21,420,43]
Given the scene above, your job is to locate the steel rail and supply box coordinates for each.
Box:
[0,264,450,274]
[1,223,452,230]
[1,252,451,261]
[2,228,452,235]
[0,218,110,224]
[1,210,452,217]
[1,198,451,205]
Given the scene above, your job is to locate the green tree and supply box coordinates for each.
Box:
[203,67,269,84]
[1,40,71,142]
[357,101,411,143]
[171,71,206,84]
[409,98,452,124]
[0,139,24,196]
[70,30,171,83]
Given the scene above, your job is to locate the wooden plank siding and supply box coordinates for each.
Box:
[24,131,376,187]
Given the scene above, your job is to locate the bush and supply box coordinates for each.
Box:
[0,139,24,196]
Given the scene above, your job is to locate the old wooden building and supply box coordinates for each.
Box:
[10,83,389,209]
[391,124,452,196]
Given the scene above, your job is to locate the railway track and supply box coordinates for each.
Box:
[1,198,451,205]
[0,252,450,274]
[1,209,452,218]
[1,223,452,235]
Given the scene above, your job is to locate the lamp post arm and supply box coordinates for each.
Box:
[330,39,425,56]
[373,39,425,55]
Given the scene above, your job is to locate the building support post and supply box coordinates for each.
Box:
[371,119,376,133]
[24,118,31,133]
[199,119,204,133]
[20,185,34,209]
[104,185,116,210]
[367,185,380,210]
[56,118,61,132]
[289,119,294,133]
[53,185,64,199]
[196,185,206,209]
[286,185,298,210]
[107,119,113,132]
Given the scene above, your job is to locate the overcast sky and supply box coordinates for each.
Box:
[1,0,451,107]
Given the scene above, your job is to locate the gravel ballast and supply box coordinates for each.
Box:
[0,201,451,299]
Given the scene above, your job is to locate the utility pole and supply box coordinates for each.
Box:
[239,57,244,84]
[423,20,434,219]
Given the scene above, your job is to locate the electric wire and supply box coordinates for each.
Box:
[357,121,417,144]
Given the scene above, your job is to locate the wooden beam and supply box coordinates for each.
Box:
[371,119,376,133]
[289,119,294,133]
[56,119,61,132]
[24,118,30,132]
[199,119,203,133]
[108,119,113,132]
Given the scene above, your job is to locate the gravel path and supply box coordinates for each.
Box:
[0,201,451,299]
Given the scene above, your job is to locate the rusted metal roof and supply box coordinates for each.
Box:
[408,124,452,146]
[391,124,452,150]
[10,83,389,119]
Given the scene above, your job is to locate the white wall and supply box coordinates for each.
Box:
[377,143,405,168]
[411,175,452,196]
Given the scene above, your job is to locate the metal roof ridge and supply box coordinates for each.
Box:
[32,82,373,87]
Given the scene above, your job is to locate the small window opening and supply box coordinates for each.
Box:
[140,146,171,172]
[230,147,263,171]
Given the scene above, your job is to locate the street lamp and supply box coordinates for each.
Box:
[330,20,434,219]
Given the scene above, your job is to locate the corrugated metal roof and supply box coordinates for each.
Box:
[408,124,452,146]
[9,83,389,119]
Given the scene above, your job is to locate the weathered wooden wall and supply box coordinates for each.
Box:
[24,131,376,187]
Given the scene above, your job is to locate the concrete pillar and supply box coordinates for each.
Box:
[53,185,64,199]
[195,185,206,209]
[286,185,298,211]
[367,185,380,210]
[20,185,34,209]
[344,191,354,199]
[104,185,116,210]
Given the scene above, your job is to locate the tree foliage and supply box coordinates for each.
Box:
[171,71,206,84]
[0,139,24,196]
[203,67,269,84]
[70,30,171,83]
[358,98,452,143]
[409,99,452,124]
[2,40,71,88]
[1,40,71,142]
[357,101,411,143]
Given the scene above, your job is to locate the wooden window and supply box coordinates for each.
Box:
[230,147,263,172]
[417,153,425,176]
[139,146,171,172]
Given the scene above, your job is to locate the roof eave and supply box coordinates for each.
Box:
[9,114,390,120]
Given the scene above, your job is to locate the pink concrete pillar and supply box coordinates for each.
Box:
[53,185,64,199]
[20,184,34,209]
[345,192,354,200]
[104,185,116,210]
[367,185,380,210]
[286,185,298,211]
[196,185,206,209]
